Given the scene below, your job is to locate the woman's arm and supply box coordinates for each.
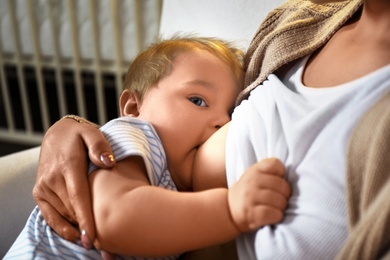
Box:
[90,155,290,257]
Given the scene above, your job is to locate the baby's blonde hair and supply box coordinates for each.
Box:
[123,34,245,100]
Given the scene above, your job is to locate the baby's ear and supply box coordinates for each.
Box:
[119,89,140,117]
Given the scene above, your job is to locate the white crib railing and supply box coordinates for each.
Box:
[0,0,162,145]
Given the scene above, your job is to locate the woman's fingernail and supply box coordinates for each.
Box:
[81,229,92,250]
[100,152,115,166]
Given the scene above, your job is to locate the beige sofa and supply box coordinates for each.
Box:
[0,1,284,256]
[0,147,40,255]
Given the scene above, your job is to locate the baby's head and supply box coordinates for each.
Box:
[120,35,244,191]
[122,34,244,101]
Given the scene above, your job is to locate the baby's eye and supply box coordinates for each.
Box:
[188,97,207,107]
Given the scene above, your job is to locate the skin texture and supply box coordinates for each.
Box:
[192,122,230,191]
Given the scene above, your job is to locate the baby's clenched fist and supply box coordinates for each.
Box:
[228,158,291,233]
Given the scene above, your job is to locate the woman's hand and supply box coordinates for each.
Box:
[32,117,115,248]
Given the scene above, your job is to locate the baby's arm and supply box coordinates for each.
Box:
[89,155,290,257]
[89,155,238,257]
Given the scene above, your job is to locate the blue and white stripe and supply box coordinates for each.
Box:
[89,117,176,190]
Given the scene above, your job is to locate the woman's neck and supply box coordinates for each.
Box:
[302,1,390,88]
[358,0,390,44]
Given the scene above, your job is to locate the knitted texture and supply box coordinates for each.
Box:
[337,89,390,260]
[238,0,363,104]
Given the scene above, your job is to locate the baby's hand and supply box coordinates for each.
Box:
[228,158,291,232]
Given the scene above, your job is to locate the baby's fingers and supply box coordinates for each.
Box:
[246,205,285,231]
[254,158,285,178]
[253,189,289,211]
[253,174,291,200]
[239,188,289,231]
[250,158,291,198]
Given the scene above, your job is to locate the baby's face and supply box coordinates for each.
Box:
[137,50,241,191]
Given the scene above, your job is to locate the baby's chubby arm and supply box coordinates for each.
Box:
[89,155,240,257]
[90,125,290,257]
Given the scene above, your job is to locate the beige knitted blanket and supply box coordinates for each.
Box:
[337,90,390,259]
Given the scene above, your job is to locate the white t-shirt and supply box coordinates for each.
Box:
[226,56,390,259]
